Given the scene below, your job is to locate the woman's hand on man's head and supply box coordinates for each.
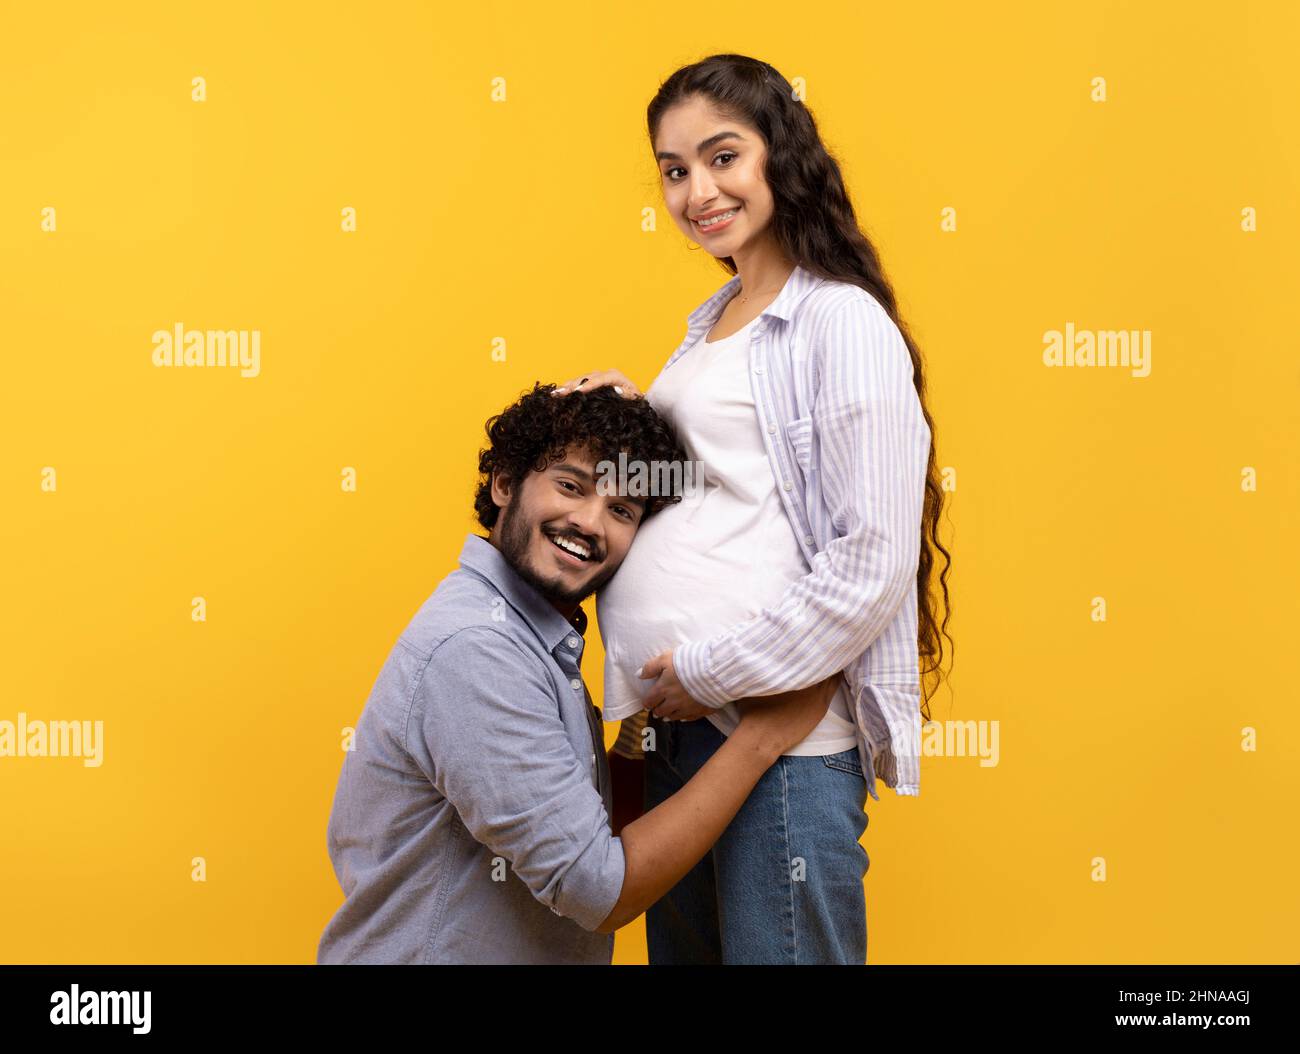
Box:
[551,369,644,400]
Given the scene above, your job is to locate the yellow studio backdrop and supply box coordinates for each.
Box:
[1,1,1297,965]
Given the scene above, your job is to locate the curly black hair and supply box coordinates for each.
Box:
[474,382,691,530]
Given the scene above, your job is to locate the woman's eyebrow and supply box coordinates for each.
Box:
[655,131,746,162]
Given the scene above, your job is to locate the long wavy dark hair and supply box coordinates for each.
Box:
[647,53,954,721]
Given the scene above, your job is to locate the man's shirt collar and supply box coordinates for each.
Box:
[457,533,588,654]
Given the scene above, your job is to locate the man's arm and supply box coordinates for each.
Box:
[594,675,839,933]
[412,627,625,932]
[417,626,835,935]
[671,291,932,708]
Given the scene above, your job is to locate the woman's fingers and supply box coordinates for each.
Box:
[649,697,711,722]
[552,371,636,395]
[551,369,643,399]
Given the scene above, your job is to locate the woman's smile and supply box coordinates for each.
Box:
[693,205,741,234]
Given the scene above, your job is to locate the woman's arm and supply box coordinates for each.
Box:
[668,291,931,708]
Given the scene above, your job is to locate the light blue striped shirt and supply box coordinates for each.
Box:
[664,264,932,799]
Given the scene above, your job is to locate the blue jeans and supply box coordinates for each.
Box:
[642,712,870,964]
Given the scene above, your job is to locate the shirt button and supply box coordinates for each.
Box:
[570,678,582,691]
[805,535,814,545]
[754,366,764,375]
[767,424,776,435]
[783,480,793,491]
[566,636,579,648]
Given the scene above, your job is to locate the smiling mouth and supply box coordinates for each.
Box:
[693,205,741,229]
[544,531,596,566]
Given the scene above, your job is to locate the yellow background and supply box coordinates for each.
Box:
[1,0,1296,964]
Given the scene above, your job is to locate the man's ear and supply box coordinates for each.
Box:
[490,470,513,509]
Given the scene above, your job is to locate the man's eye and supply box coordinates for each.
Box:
[613,505,634,520]
[558,480,579,493]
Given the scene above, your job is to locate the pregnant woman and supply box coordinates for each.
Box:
[553,54,952,964]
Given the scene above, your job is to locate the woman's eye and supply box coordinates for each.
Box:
[665,153,735,182]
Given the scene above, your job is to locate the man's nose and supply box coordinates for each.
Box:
[565,505,604,551]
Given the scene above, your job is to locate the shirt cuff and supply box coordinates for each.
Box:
[553,832,627,932]
[672,640,731,709]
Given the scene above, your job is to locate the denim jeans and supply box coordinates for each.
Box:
[642,712,870,965]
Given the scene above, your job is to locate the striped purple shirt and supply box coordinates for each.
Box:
[665,263,932,799]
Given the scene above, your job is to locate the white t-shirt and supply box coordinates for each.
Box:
[596,315,858,755]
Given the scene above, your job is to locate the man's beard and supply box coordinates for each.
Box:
[497,499,618,608]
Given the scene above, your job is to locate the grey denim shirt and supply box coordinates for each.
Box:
[317,533,625,964]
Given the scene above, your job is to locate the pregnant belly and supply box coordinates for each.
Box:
[594,502,858,750]
[595,499,810,672]
[596,543,729,667]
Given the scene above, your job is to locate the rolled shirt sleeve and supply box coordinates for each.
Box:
[410,626,626,932]
[673,291,931,707]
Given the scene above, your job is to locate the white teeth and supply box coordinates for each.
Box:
[697,208,738,227]
[551,535,590,560]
